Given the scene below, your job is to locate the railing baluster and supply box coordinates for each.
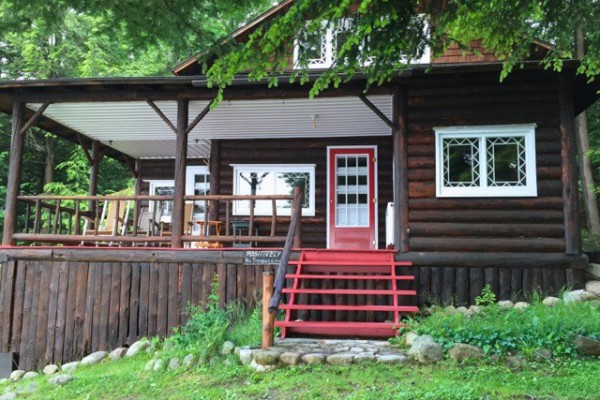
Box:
[225,200,230,236]
[24,202,31,233]
[94,200,100,235]
[132,198,139,237]
[204,199,209,236]
[53,200,61,234]
[74,201,81,235]
[271,199,277,237]
[249,199,255,237]
[33,199,41,234]
[113,200,120,236]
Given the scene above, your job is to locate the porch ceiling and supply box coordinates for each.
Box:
[28,95,393,159]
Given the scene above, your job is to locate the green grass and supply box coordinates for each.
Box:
[399,300,600,357]
[2,354,599,400]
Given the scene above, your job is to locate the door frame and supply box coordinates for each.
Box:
[326,145,378,249]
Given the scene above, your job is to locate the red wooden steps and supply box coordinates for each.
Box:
[274,250,417,339]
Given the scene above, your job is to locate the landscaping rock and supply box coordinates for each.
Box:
[505,355,526,369]
[61,362,80,373]
[9,370,25,382]
[497,300,514,309]
[302,353,326,365]
[585,263,600,280]
[407,335,444,364]
[563,290,597,303]
[573,335,600,356]
[162,341,174,352]
[249,360,276,373]
[0,392,16,400]
[153,359,165,372]
[125,340,149,357]
[456,306,469,316]
[233,347,241,357]
[43,364,59,375]
[221,341,235,355]
[326,354,354,365]
[448,343,484,363]
[22,371,39,380]
[377,354,409,365]
[585,281,600,296]
[16,383,37,394]
[168,357,180,370]
[239,349,255,366]
[532,348,553,361]
[254,350,280,366]
[279,352,301,366]
[469,305,482,314]
[354,354,377,363]
[109,347,128,361]
[404,332,419,346]
[444,305,458,315]
[48,374,74,386]
[144,359,156,371]
[542,297,562,307]
[513,302,529,311]
[81,351,108,366]
[182,354,196,368]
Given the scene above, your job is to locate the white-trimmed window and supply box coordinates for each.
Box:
[232,164,316,216]
[435,124,537,197]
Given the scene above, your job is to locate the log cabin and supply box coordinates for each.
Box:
[0,0,599,370]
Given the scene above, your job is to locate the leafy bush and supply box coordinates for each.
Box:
[474,284,496,306]
[402,301,600,357]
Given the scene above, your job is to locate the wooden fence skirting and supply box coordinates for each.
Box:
[0,259,270,371]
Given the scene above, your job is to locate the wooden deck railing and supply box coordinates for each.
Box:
[13,191,303,248]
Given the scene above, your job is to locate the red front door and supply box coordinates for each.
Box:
[328,147,377,249]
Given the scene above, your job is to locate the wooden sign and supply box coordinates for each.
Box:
[244,250,282,265]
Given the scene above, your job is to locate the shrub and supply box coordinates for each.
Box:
[402,301,600,357]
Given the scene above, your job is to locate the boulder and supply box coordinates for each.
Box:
[61,362,80,373]
[497,300,514,309]
[542,297,562,307]
[43,364,59,375]
[377,354,409,365]
[125,340,150,357]
[513,302,529,311]
[448,343,484,363]
[239,349,255,366]
[532,348,553,361]
[404,332,420,347]
[444,305,458,315]
[233,347,241,357]
[22,371,39,380]
[455,306,470,316]
[144,359,157,371]
[585,263,600,280]
[468,305,482,314]
[585,281,600,296]
[168,357,180,370]
[48,374,74,386]
[407,335,444,364]
[182,354,196,368]
[353,354,377,363]
[279,352,301,366]
[564,290,597,303]
[9,370,25,382]
[326,354,354,365]
[253,350,280,366]
[109,347,128,361]
[81,351,108,366]
[573,335,600,356]
[301,353,326,365]
[0,392,16,400]
[221,341,235,355]
[153,359,165,372]
[249,360,276,373]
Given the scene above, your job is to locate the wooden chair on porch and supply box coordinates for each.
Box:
[157,203,195,246]
[83,198,131,246]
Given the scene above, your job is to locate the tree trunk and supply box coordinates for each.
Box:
[574,27,600,235]
[44,136,55,186]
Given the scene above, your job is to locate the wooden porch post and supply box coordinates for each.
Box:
[208,139,221,221]
[2,102,26,245]
[393,88,409,252]
[88,140,101,213]
[171,99,189,248]
[559,73,582,255]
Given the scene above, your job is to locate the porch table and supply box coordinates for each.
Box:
[193,220,223,248]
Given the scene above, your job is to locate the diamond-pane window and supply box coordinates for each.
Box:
[435,125,537,197]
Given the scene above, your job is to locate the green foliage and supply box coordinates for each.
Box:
[404,301,600,357]
[226,303,262,347]
[474,284,497,306]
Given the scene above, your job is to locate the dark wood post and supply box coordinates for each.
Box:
[133,158,142,236]
[262,271,275,349]
[393,88,409,252]
[88,140,101,213]
[292,186,302,248]
[208,139,221,221]
[559,73,582,255]
[2,102,26,245]
[171,99,189,248]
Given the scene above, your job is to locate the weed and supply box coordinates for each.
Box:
[474,284,496,306]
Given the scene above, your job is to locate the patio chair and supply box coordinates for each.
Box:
[157,202,195,246]
[83,199,131,246]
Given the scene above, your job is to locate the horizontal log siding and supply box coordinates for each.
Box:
[218,137,394,248]
[0,258,267,370]
[406,71,565,253]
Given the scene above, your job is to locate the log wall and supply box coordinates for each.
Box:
[406,70,566,253]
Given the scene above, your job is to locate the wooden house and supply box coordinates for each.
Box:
[0,0,599,369]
